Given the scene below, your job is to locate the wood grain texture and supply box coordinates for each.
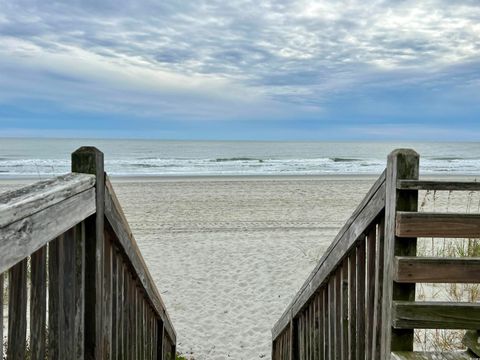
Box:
[397,180,480,191]
[381,149,419,357]
[8,258,27,360]
[394,257,480,283]
[396,212,480,238]
[49,236,60,360]
[0,173,95,228]
[393,301,480,329]
[104,176,176,343]
[72,146,105,360]
[30,246,47,360]
[272,173,386,339]
[0,187,95,274]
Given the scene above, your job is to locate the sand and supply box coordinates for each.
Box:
[1,175,478,359]
[107,176,377,359]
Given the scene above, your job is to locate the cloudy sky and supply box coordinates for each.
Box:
[0,0,479,140]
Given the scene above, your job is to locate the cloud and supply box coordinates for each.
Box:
[0,0,479,138]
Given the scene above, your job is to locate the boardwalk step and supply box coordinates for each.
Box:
[391,351,477,359]
[393,301,480,329]
[396,212,480,238]
[397,180,480,191]
[394,257,480,283]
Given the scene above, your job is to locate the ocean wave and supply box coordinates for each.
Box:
[213,157,264,162]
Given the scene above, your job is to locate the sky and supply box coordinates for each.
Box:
[0,0,479,140]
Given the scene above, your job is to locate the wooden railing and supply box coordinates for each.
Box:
[271,149,480,359]
[0,147,176,360]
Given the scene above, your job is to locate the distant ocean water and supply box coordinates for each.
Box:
[0,138,479,178]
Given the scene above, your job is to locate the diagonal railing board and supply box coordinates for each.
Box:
[272,171,386,339]
[394,257,480,283]
[396,212,480,238]
[104,176,176,343]
[397,179,480,191]
[0,173,95,228]
[0,187,95,274]
[392,301,480,330]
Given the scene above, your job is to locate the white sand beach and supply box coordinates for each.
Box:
[107,176,377,360]
[1,175,478,359]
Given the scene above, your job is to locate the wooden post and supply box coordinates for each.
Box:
[380,149,419,357]
[72,146,105,360]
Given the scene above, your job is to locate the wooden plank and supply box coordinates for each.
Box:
[272,171,386,339]
[8,258,27,360]
[103,231,113,359]
[335,269,342,358]
[30,245,47,360]
[0,187,95,274]
[329,276,335,360]
[49,236,60,359]
[347,251,356,360]
[104,177,176,343]
[381,149,419,357]
[397,179,480,191]
[318,289,324,360]
[372,217,385,359]
[72,146,105,360]
[396,212,480,238]
[394,257,480,283]
[112,245,118,360]
[391,351,476,359]
[463,330,480,357]
[393,301,480,329]
[356,239,366,360]
[116,252,124,360]
[0,173,95,228]
[74,222,86,359]
[365,226,376,359]
[60,227,77,358]
[0,272,3,359]
[341,260,348,360]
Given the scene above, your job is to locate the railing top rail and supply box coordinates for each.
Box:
[0,173,95,228]
[397,179,480,191]
[104,176,177,342]
[272,169,387,339]
[0,173,96,273]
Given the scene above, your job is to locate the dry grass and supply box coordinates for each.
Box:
[414,189,480,352]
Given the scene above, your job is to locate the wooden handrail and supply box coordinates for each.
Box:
[0,147,176,359]
[0,173,96,273]
[272,170,386,339]
[104,175,177,343]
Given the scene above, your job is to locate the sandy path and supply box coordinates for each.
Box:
[110,177,375,359]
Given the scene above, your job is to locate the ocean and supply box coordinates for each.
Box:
[0,138,479,178]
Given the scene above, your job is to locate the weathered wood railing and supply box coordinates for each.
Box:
[0,147,176,359]
[272,149,480,359]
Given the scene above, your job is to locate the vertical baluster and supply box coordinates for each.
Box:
[8,258,27,360]
[356,239,366,360]
[112,244,118,360]
[341,260,348,360]
[104,231,113,359]
[30,246,47,360]
[117,254,124,360]
[49,236,61,359]
[0,272,3,359]
[323,285,329,360]
[348,251,356,360]
[319,289,324,360]
[366,226,376,358]
[373,217,385,358]
[335,269,342,357]
[329,276,335,360]
[75,222,86,359]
